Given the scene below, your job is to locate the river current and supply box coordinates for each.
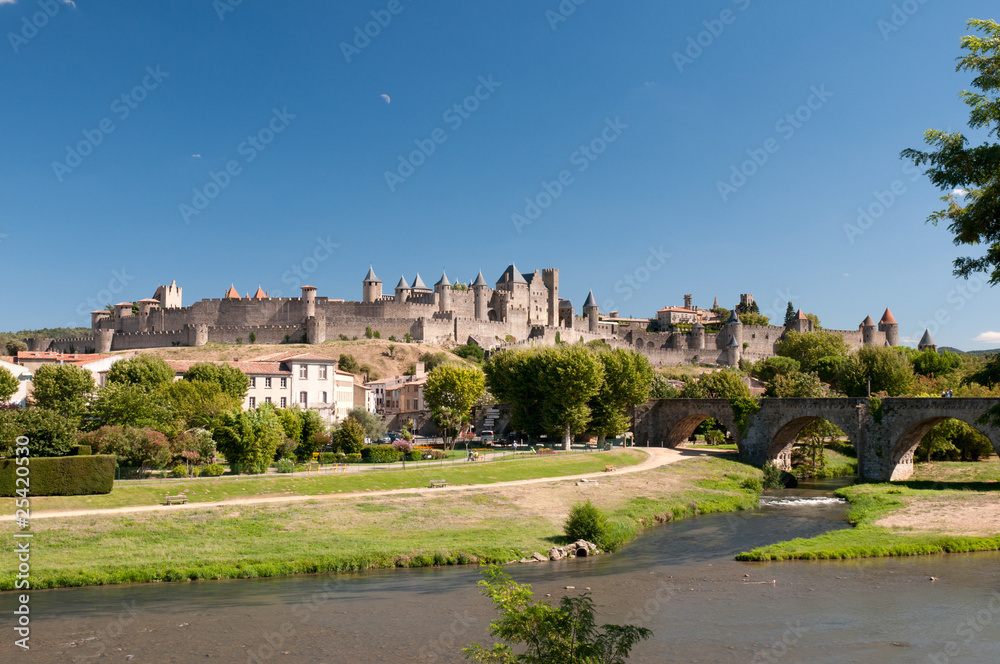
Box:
[3,479,999,663]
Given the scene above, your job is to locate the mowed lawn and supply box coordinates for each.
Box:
[8,450,643,513]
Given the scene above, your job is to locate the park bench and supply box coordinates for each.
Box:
[604,465,616,472]
[163,495,188,505]
[429,479,447,488]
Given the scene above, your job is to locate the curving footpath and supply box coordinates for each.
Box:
[3,447,721,522]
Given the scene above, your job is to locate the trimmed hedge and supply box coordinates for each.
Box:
[72,444,92,456]
[361,444,402,463]
[0,455,115,496]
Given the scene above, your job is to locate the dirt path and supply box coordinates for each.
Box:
[875,494,1000,537]
[6,447,717,522]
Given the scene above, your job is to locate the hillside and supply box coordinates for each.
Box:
[128,339,476,381]
[941,346,999,357]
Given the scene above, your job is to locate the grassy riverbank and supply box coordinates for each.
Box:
[0,455,763,590]
[738,460,1000,561]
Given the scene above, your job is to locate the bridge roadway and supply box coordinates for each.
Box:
[633,398,1000,481]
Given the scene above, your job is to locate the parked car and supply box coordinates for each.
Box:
[480,430,495,444]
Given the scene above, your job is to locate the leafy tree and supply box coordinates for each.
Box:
[564,501,607,544]
[5,338,27,356]
[346,405,386,442]
[805,313,822,330]
[454,343,486,363]
[589,349,654,439]
[775,330,849,372]
[164,379,240,430]
[463,565,651,664]
[334,417,365,454]
[813,355,848,388]
[89,382,177,432]
[0,367,19,403]
[425,365,485,448]
[182,362,250,401]
[297,409,326,459]
[432,406,466,450]
[78,425,171,468]
[276,408,304,444]
[213,405,285,473]
[738,313,770,326]
[678,375,709,398]
[699,369,750,400]
[837,347,915,397]
[735,300,759,315]
[30,363,95,424]
[337,353,360,374]
[784,302,795,326]
[0,408,77,457]
[911,349,963,377]
[106,355,175,391]
[650,373,678,399]
[901,19,1000,285]
[750,356,801,383]
[765,371,825,398]
[710,307,731,324]
[419,351,451,372]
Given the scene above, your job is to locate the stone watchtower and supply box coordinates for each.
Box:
[788,309,812,334]
[542,268,559,327]
[917,329,937,352]
[726,335,741,367]
[395,275,410,303]
[583,291,599,333]
[878,308,899,346]
[434,270,452,314]
[362,266,382,303]
[860,315,877,346]
[153,280,182,309]
[689,321,706,349]
[301,285,317,318]
[722,310,743,347]
[472,271,489,320]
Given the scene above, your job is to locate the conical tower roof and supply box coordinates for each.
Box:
[861,315,876,327]
[472,271,488,287]
[225,284,240,299]
[497,263,528,285]
[918,329,936,349]
[435,270,451,288]
[412,273,429,291]
[727,310,741,324]
[794,309,808,320]
[583,290,598,308]
[880,308,897,325]
[395,275,410,290]
[727,335,739,347]
[713,295,719,309]
[363,266,380,283]
[253,286,268,299]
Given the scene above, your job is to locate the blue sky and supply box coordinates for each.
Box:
[2,1,998,349]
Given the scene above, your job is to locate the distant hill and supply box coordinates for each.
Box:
[940,346,1000,356]
[0,327,90,344]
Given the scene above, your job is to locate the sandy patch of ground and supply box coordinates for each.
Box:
[876,494,1000,537]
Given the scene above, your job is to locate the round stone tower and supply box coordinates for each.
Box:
[583,290,599,333]
[722,310,743,348]
[301,285,317,318]
[91,309,111,332]
[395,275,410,303]
[434,270,452,314]
[689,321,706,350]
[878,308,899,346]
[362,266,382,303]
[725,334,741,367]
[472,271,489,320]
[94,329,114,353]
[860,315,877,346]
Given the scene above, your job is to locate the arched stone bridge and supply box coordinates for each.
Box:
[633,398,1000,482]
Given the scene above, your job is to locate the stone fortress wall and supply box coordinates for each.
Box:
[32,267,902,368]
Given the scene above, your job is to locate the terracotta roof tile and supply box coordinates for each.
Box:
[880,308,896,325]
[225,285,240,299]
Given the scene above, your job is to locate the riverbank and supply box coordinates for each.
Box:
[0,453,763,590]
[737,459,1000,561]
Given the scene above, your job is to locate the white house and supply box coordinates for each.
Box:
[0,357,32,408]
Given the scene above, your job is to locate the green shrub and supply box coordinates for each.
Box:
[319,452,338,464]
[276,459,295,473]
[72,444,92,456]
[408,450,422,461]
[564,500,607,544]
[762,462,783,490]
[201,463,225,477]
[190,466,202,478]
[170,465,187,478]
[361,444,402,463]
[740,476,763,493]
[77,426,170,468]
[345,453,362,463]
[0,455,115,496]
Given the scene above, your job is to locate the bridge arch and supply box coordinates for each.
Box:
[766,414,857,472]
[664,413,737,448]
[889,413,1000,480]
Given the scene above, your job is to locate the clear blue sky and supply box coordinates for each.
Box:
[2,1,998,349]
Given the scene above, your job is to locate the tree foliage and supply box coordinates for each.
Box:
[89,382,176,433]
[738,313,770,327]
[334,418,365,454]
[649,373,679,399]
[765,371,825,398]
[749,356,801,383]
[837,347,915,397]
[106,355,175,392]
[346,406,386,442]
[164,379,240,430]
[30,363,95,424]
[337,353,360,374]
[182,362,250,401]
[0,367,19,403]
[463,566,651,664]
[775,330,849,372]
[588,349,653,438]
[910,348,963,377]
[213,405,285,473]
[0,407,78,458]
[901,19,1000,285]
[699,369,750,400]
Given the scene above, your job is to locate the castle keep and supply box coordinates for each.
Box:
[33,266,900,367]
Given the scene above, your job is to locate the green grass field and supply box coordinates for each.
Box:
[7,450,640,513]
[0,455,764,590]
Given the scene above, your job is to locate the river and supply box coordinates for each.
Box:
[3,479,999,663]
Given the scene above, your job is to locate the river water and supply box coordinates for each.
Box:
[3,479,1000,663]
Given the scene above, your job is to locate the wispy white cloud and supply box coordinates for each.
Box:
[953,188,968,197]
[974,331,1000,344]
